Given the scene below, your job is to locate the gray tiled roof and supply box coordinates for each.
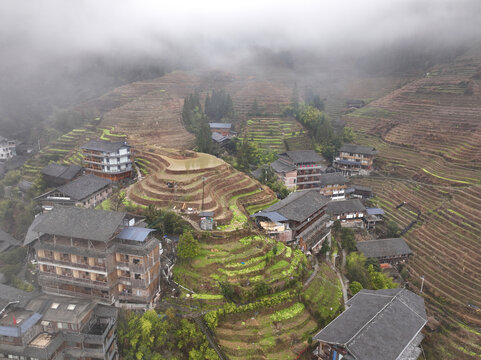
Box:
[81,139,130,153]
[314,288,427,360]
[262,190,328,222]
[270,159,296,173]
[32,206,125,242]
[339,143,377,155]
[356,238,412,259]
[352,184,372,192]
[320,173,348,186]
[55,174,111,201]
[327,199,365,215]
[209,123,232,129]
[0,228,19,252]
[41,163,82,180]
[279,150,323,164]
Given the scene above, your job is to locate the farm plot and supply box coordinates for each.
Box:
[127,148,276,226]
[346,54,481,358]
[20,123,102,181]
[172,233,324,359]
[352,178,481,358]
[240,117,305,152]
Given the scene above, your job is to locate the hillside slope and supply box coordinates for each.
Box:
[344,53,481,359]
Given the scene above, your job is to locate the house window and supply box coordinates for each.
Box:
[134,273,141,280]
[133,258,140,264]
[51,302,60,309]
[67,304,76,311]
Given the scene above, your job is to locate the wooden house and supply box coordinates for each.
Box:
[252,190,330,253]
[356,237,413,265]
[35,174,112,212]
[271,151,326,191]
[334,144,377,176]
[327,199,366,228]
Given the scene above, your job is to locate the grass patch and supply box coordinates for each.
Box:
[422,168,472,184]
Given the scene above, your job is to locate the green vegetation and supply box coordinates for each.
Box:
[118,309,217,360]
[346,252,397,290]
[177,231,200,259]
[270,302,305,322]
[422,168,472,184]
[241,116,303,152]
[0,247,34,292]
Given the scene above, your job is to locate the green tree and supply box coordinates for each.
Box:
[349,281,363,295]
[320,240,330,255]
[341,228,356,252]
[346,252,371,288]
[254,281,270,298]
[177,231,200,259]
[342,127,355,143]
[386,220,401,238]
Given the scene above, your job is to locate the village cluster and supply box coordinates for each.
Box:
[0,133,426,360]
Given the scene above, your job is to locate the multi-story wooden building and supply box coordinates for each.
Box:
[319,173,348,200]
[252,190,331,253]
[271,151,326,191]
[333,144,377,176]
[0,285,118,360]
[30,207,161,305]
[327,199,366,228]
[35,174,112,212]
[0,136,16,161]
[81,140,133,182]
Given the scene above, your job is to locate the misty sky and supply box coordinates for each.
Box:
[2,0,480,67]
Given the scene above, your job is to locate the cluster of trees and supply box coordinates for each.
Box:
[0,247,34,291]
[257,166,290,199]
[117,309,217,360]
[346,252,397,293]
[204,90,234,121]
[145,205,192,236]
[181,93,215,154]
[283,88,355,160]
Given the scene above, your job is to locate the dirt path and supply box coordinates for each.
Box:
[303,256,319,288]
[327,256,348,306]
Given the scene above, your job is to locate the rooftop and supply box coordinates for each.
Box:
[45,174,112,201]
[327,199,366,215]
[211,132,230,143]
[319,173,348,186]
[259,190,328,222]
[32,206,125,242]
[356,238,413,259]
[0,228,19,252]
[352,184,373,192]
[209,122,232,129]
[278,150,323,164]
[117,227,155,242]
[81,139,130,153]
[314,288,427,360]
[41,163,82,180]
[270,159,296,173]
[339,143,377,156]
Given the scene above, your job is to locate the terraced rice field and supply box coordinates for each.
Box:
[343,53,481,358]
[172,233,339,359]
[128,148,276,226]
[240,117,305,152]
[20,121,102,181]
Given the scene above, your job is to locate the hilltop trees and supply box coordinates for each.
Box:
[205,89,234,121]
